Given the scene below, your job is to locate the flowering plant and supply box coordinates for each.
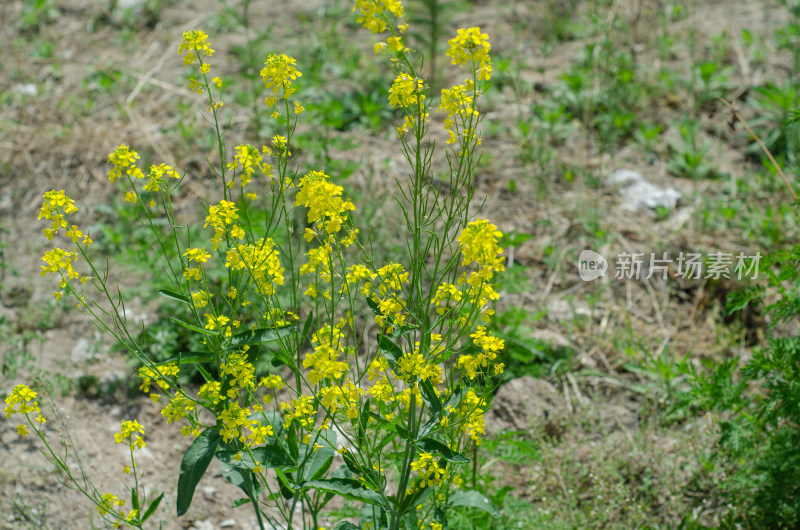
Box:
[8,2,505,529]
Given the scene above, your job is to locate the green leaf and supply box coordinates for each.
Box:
[140,492,164,523]
[170,316,216,336]
[218,443,295,470]
[394,423,414,442]
[449,490,500,517]
[275,469,296,499]
[419,379,443,416]
[414,437,469,463]
[378,334,403,362]
[177,428,220,516]
[417,414,440,439]
[160,352,215,365]
[219,460,260,496]
[302,446,335,482]
[304,478,385,507]
[388,324,419,338]
[158,289,190,304]
[131,487,139,512]
[229,325,296,347]
[301,311,315,343]
[366,296,383,317]
[334,522,360,530]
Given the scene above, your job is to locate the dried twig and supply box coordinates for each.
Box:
[721,97,797,202]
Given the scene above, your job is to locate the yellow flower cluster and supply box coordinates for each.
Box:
[458,388,486,444]
[4,384,46,438]
[38,191,93,298]
[319,380,362,419]
[108,145,144,183]
[282,395,316,430]
[410,452,446,488]
[457,219,505,278]
[204,200,240,250]
[225,238,285,296]
[446,27,493,81]
[143,163,180,192]
[261,54,302,106]
[138,362,179,393]
[395,348,441,384]
[38,190,78,239]
[457,326,504,379]
[227,144,271,190]
[388,73,425,109]
[304,325,349,385]
[220,352,256,398]
[432,282,462,315]
[114,420,146,450]
[178,30,214,66]
[353,0,404,33]
[438,82,478,145]
[295,171,355,235]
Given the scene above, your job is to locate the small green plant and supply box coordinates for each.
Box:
[745,82,800,168]
[681,244,800,527]
[667,119,726,180]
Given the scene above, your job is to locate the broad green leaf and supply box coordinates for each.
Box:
[417,414,440,439]
[140,492,164,523]
[158,289,190,304]
[230,325,296,347]
[414,437,469,463]
[219,460,260,496]
[302,446,335,482]
[304,478,384,507]
[394,424,413,442]
[170,316,216,336]
[335,522,360,530]
[275,469,295,499]
[419,379,443,415]
[176,428,220,516]
[449,490,500,517]
[378,334,403,362]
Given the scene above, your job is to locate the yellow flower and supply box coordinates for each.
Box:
[115,419,146,450]
[446,27,492,81]
[388,74,425,109]
[108,145,143,183]
[295,171,355,234]
[261,54,302,102]
[178,30,215,65]
[353,0,403,33]
[387,36,404,52]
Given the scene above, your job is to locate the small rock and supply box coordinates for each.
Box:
[530,329,570,348]
[12,83,38,97]
[546,298,592,322]
[220,519,236,527]
[606,169,681,214]
[70,338,93,363]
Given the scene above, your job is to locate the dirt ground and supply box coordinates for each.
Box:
[1,0,794,528]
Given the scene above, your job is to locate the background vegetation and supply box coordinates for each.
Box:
[2,0,800,528]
